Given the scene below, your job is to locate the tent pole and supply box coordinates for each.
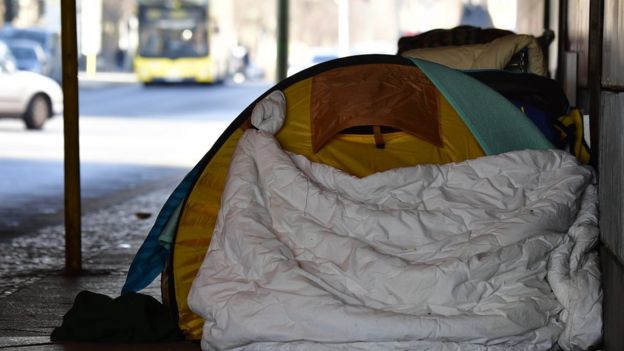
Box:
[276,0,289,82]
[60,0,82,274]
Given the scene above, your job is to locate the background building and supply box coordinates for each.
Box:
[0,0,548,80]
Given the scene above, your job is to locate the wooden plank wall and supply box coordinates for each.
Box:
[600,93,624,263]
[601,246,624,351]
[600,88,624,351]
[599,0,624,264]
[567,0,590,88]
[603,0,624,88]
[567,1,624,349]
[583,0,624,349]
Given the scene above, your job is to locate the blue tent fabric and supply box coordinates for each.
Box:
[122,166,201,294]
[511,100,559,145]
[409,58,553,154]
[157,202,183,250]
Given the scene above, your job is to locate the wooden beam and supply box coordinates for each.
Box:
[601,245,624,350]
[541,0,552,71]
[588,0,603,167]
[556,0,568,84]
[60,0,82,273]
[543,0,551,30]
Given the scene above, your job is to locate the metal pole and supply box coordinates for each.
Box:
[543,0,551,30]
[60,0,82,273]
[276,0,289,82]
[588,0,604,168]
[555,0,568,84]
[541,0,552,72]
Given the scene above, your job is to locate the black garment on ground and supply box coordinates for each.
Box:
[51,290,182,343]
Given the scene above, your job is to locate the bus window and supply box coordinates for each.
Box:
[134,0,229,84]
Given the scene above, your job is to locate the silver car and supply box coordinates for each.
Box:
[0,26,61,82]
[0,40,63,130]
[7,39,47,74]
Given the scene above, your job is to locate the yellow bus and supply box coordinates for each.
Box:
[134,0,231,84]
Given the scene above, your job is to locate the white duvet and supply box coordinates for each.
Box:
[188,92,602,351]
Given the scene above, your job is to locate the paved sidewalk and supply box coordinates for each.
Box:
[78,71,138,90]
[0,185,200,350]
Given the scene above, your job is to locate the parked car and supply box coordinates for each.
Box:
[0,49,63,130]
[0,26,61,82]
[7,39,47,74]
[0,39,16,72]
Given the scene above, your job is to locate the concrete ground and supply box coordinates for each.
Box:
[0,184,200,350]
[0,71,269,350]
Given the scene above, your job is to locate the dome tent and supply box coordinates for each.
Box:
[123,54,554,339]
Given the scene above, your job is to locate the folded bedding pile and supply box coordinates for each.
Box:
[188,95,602,351]
[400,34,546,76]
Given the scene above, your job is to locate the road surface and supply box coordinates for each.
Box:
[0,80,269,239]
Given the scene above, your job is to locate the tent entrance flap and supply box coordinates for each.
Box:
[310,64,442,153]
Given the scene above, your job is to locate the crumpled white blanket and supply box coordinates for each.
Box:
[188,103,601,351]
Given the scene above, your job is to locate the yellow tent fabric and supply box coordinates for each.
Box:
[173,76,485,338]
[556,108,590,165]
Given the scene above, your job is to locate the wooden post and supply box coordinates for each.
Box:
[556,0,568,84]
[588,0,604,167]
[276,0,289,82]
[60,0,82,273]
[543,0,551,30]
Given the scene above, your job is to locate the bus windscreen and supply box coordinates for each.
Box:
[138,6,208,58]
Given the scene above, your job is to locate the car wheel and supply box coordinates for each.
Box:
[23,94,50,130]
